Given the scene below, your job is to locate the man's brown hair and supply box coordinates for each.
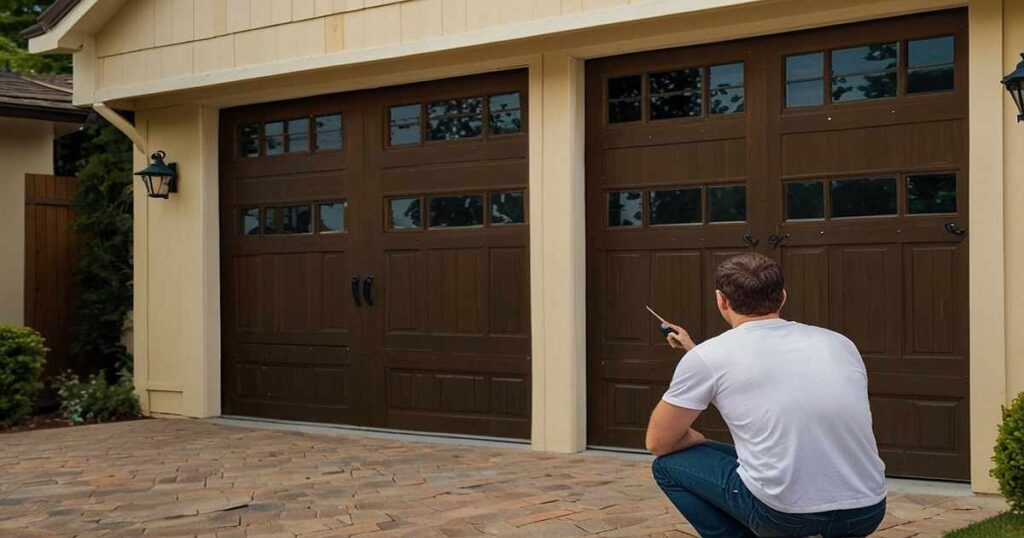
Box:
[715,253,785,315]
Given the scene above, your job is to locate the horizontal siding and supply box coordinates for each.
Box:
[94,0,644,89]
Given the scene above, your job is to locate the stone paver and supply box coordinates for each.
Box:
[0,420,1006,537]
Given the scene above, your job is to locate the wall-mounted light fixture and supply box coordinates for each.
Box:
[1004,53,1024,123]
[134,150,178,199]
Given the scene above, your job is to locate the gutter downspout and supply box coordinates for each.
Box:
[93,103,146,154]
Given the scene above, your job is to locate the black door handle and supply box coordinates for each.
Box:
[351,275,362,306]
[768,233,790,249]
[363,274,374,307]
[945,222,966,236]
[742,233,759,248]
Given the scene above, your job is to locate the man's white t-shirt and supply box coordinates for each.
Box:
[662,318,886,514]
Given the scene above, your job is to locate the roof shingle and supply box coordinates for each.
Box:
[0,72,86,122]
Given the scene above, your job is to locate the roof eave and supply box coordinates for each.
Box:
[0,103,88,124]
[25,0,126,54]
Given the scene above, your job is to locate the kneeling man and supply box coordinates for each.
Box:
[647,253,886,538]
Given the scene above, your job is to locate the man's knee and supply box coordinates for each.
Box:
[651,448,700,488]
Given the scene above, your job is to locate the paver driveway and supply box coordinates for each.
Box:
[0,419,1006,537]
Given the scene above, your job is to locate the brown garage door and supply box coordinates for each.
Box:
[220,70,531,439]
[585,10,969,480]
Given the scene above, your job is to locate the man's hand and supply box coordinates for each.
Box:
[665,323,697,351]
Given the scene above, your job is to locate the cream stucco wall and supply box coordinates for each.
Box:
[34,0,1024,492]
[0,118,57,326]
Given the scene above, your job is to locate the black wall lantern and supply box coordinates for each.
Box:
[1004,53,1024,123]
[134,150,178,199]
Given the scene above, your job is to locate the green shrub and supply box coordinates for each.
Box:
[55,370,140,425]
[993,391,1024,513]
[0,325,47,426]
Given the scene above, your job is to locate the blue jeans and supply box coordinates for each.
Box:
[652,441,886,538]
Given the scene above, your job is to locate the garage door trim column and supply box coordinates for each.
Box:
[529,52,588,453]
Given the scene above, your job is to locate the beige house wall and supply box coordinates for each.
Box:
[32,0,1024,493]
[0,118,57,327]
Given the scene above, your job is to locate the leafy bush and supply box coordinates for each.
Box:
[0,325,47,426]
[55,370,140,425]
[993,391,1024,513]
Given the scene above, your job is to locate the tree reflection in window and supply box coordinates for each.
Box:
[427,98,483,141]
[649,69,701,120]
[489,93,523,135]
[785,181,824,220]
[390,197,422,229]
[491,191,525,224]
[831,43,898,102]
[709,63,745,115]
[708,185,746,222]
[429,195,484,228]
[649,188,701,224]
[608,191,642,227]
[830,177,897,218]
[908,173,956,214]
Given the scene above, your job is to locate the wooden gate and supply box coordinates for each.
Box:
[24,174,81,382]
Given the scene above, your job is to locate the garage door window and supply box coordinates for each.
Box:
[240,207,260,235]
[319,201,347,232]
[429,195,484,228]
[785,53,824,108]
[831,43,898,102]
[830,177,897,218]
[649,69,702,120]
[238,124,261,157]
[907,173,956,214]
[491,191,525,224]
[608,75,642,123]
[608,191,643,226]
[427,97,483,141]
[265,119,310,155]
[908,36,955,94]
[489,93,523,135]
[649,188,702,225]
[785,181,825,220]
[315,114,343,151]
[389,197,422,229]
[709,63,745,114]
[708,185,747,222]
[390,104,422,146]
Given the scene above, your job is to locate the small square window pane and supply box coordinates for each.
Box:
[265,121,284,136]
[909,36,954,67]
[609,100,641,123]
[830,177,897,218]
[708,185,746,222]
[831,72,897,102]
[786,80,824,108]
[710,87,744,115]
[650,188,701,225]
[429,195,484,228]
[282,205,312,234]
[266,135,285,155]
[831,43,898,76]
[316,129,343,151]
[240,207,260,235]
[491,191,525,224]
[608,191,642,227]
[908,66,954,94]
[389,198,421,229]
[908,173,957,214]
[288,133,309,153]
[319,202,347,232]
[391,104,420,123]
[608,75,642,100]
[710,62,744,88]
[786,53,823,81]
[785,181,824,220]
[489,93,523,135]
[650,70,700,94]
[239,124,260,157]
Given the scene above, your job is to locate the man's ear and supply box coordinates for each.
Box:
[779,289,788,312]
[715,290,729,312]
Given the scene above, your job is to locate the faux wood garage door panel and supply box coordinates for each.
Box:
[221,70,530,438]
[781,121,962,176]
[602,138,747,184]
[587,10,969,478]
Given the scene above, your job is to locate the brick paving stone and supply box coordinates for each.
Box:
[0,419,1007,537]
